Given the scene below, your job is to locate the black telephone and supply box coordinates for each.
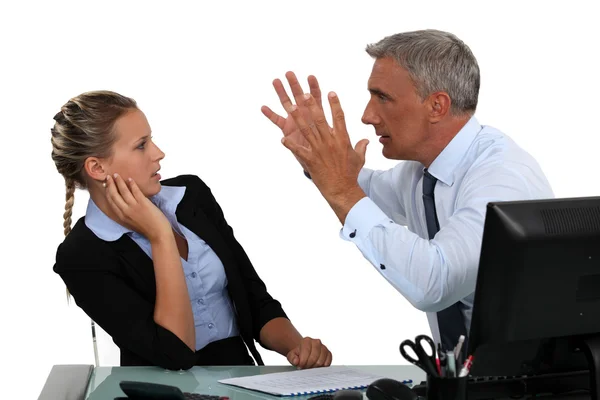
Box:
[116,381,230,400]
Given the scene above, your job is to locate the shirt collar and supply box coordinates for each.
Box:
[85,185,186,242]
[427,116,482,186]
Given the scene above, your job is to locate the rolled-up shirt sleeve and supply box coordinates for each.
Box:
[340,196,435,310]
[341,164,545,313]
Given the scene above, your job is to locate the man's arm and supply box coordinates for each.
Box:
[341,166,545,312]
[306,167,408,223]
[304,163,406,225]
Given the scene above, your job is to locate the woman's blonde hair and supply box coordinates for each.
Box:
[50,91,138,237]
[51,91,137,300]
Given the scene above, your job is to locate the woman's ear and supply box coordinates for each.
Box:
[83,157,108,183]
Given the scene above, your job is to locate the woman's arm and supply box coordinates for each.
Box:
[56,176,197,370]
[260,317,332,369]
[55,248,197,370]
[151,230,195,351]
[189,174,332,368]
[183,174,288,339]
[259,317,303,355]
[105,174,196,351]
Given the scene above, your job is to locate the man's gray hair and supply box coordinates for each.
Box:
[366,29,480,115]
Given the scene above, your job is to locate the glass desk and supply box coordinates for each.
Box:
[84,365,424,400]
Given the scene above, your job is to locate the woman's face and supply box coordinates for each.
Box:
[104,109,165,197]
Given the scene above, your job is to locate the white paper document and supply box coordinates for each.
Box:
[218,366,384,396]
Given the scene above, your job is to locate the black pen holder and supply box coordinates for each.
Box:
[425,374,468,400]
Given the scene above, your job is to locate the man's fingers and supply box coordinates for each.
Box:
[328,92,349,142]
[286,71,308,108]
[288,105,319,147]
[113,174,136,206]
[273,78,295,114]
[308,75,323,110]
[304,94,330,140]
[261,106,286,130]
[354,139,370,161]
[281,136,311,162]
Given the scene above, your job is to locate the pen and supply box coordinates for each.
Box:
[454,335,465,361]
[446,351,456,378]
[438,349,447,377]
[436,358,441,375]
[458,355,474,377]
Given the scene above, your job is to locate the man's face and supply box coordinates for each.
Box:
[361,57,431,161]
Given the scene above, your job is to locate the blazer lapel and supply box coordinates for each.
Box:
[174,193,231,268]
[174,193,255,343]
[110,235,157,299]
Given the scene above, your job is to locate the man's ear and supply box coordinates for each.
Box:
[83,157,108,183]
[427,91,451,123]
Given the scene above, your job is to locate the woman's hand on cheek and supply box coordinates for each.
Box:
[104,173,171,241]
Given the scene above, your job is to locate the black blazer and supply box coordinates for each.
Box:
[54,174,287,370]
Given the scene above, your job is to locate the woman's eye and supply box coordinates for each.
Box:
[137,142,146,150]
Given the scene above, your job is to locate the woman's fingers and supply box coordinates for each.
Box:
[104,175,128,221]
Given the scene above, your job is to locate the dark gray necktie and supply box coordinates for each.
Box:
[422,170,468,357]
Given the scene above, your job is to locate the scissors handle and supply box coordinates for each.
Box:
[414,335,436,360]
[399,336,439,377]
[399,340,421,365]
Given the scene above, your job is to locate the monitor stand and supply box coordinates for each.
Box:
[535,335,600,400]
[581,336,600,400]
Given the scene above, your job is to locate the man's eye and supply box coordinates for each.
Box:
[137,142,146,149]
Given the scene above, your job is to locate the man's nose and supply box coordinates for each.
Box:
[362,102,377,125]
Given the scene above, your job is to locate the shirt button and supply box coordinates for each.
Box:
[197,299,204,305]
[191,272,197,278]
[208,323,214,329]
[349,229,357,238]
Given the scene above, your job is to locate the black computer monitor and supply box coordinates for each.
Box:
[467,196,600,399]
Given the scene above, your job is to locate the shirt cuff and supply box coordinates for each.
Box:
[340,197,391,241]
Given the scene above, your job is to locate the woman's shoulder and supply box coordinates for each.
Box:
[161,174,210,192]
[161,174,223,218]
[54,217,116,273]
[161,174,218,202]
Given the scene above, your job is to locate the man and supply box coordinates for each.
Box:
[261,29,553,355]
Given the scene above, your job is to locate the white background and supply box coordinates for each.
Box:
[1,0,598,398]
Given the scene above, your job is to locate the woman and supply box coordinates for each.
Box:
[51,90,331,370]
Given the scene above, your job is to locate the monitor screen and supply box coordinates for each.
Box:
[468,196,600,378]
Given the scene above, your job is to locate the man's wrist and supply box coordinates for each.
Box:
[324,185,366,225]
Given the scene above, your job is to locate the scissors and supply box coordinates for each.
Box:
[399,334,439,376]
